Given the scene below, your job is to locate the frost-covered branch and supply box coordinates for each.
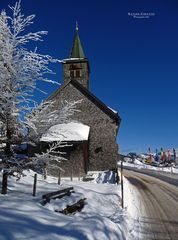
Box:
[20,141,70,178]
[25,99,82,141]
[0,1,83,189]
[0,0,62,193]
[0,0,59,147]
[35,141,68,164]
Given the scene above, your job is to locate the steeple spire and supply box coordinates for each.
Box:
[70,23,85,59]
[62,24,90,89]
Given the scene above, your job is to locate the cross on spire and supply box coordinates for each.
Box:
[76,21,79,31]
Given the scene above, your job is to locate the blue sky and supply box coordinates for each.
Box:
[1,0,178,154]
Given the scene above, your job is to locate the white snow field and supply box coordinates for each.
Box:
[1,162,177,240]
[0,170,128,240]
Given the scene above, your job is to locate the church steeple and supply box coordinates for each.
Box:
[70,23,85,59]
[62,24,90,89]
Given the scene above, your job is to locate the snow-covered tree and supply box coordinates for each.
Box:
[0,0,61,194]
[0,1,83,194]
[0,0,58,148]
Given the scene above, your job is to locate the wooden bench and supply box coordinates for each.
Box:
[42,187,74,205]
[55,198,86,215]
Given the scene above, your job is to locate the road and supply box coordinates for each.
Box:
[124,169,178,240]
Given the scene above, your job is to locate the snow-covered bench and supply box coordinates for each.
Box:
[42,187,74,205]
[55,198,86,215]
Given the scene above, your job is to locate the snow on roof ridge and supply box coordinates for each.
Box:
[108,106,117,114]
[62,58,85,63]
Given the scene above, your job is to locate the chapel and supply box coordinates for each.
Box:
[40,25,121,176]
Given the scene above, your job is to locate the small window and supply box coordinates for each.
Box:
[76,70,81,77]
[70,70,74,78]
[95,147,102,153]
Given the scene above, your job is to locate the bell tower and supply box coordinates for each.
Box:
[62,23,90,89]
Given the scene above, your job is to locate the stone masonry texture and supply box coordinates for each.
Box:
[48,83,119,176]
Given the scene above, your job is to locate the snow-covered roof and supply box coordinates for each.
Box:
[40,122,90,142]
[108,106,118,114]
[62,58,85,63]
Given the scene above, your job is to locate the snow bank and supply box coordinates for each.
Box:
[0,170,126,240]
[124,161,178,174]
[83,170,116,184]
[134,159,145,165]
[41,122,90,142]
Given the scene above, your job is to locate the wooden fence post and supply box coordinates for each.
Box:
[1,171,8,195]
[58,169,61,185]
[33,173,37,196]
[43,167,47,180]
[121,159,124,208]
[71,168,73,181]
[78,169,80,181]
[115,168,119,184]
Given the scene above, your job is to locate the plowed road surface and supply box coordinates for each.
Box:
[124,169,178,240]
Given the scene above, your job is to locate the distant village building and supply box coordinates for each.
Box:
[35,26,121,177]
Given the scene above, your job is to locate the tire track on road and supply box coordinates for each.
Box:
[124,170,178,240]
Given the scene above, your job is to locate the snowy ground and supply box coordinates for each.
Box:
[0,170,128,240]
[123,159,178,174]
[1,161,177,240]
